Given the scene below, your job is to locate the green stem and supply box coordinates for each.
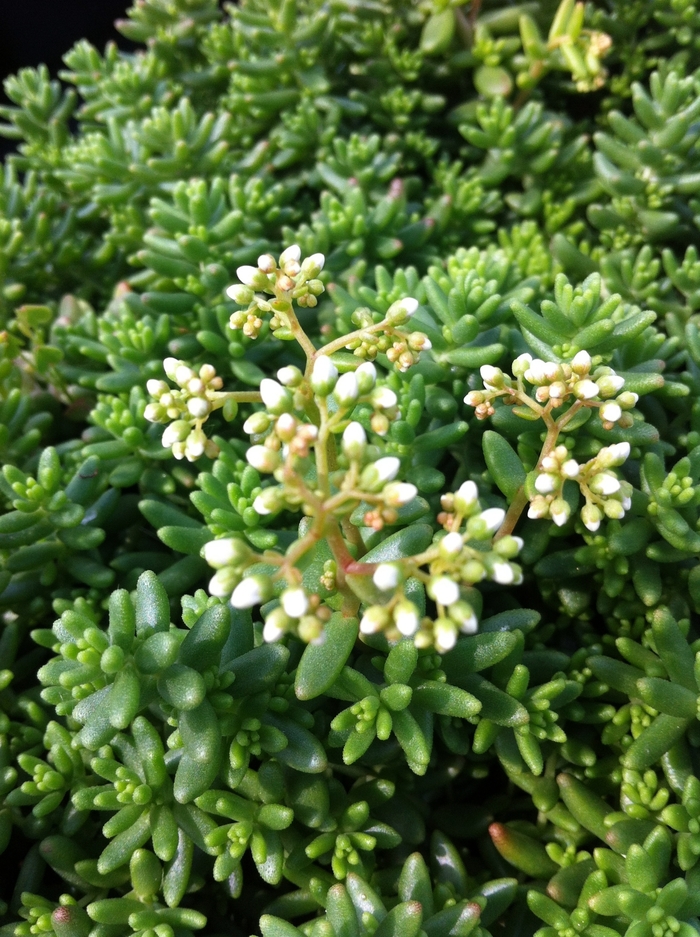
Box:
[315,321,387,360]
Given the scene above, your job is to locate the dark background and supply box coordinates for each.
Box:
[0,0,132,154]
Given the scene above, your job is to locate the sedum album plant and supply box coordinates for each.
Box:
[4,1,700,937]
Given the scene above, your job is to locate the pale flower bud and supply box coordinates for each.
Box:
[300,252,325,278]
[480,365,504,389]
[279,245,302,267]
[589,472,621,496]
[258,253,277,273]
[600,402,622,423]
[260,378,292,414]
[535,473,558,494]
[202,537,250,569]
[253,488,284,515]
[597,442,630,468]
[246,445,281,473]
[373,563,401,592]
[187,397,211,419]
[231,574,273,609]
[226,283,255,304]
[394,601,420,636]
[550,499,571,527]
[434,619,457,652]
[147,379,168,397]
[527,496,550,519]
[371,387,397,409]
[617,392,638,410]
[428,576,459,607]
[492,561,515,584]
[603,499,625,519]
[386,297,419,324]
[310,356,338,396]
[236,265,268,289]
[512,353,533,377]
[570,350,592,374]
[243,412,271,435]
[479,507,506,533]
[439,532,464,557]
[342,421,367,460]
[333,371,360,406]
[383,482,417,506]
[561,459,580,478]
[281,588,309,619]
[144,403,164,423]
[581,502,602,532]
[277,365,304,387]
[596,374,625,397]
[360,606,390,634]
[356,362,377,394]
[162,420,190,448]
[573,379,600,400]
[163,357,179,380]
[361,456,401,490]
[208,567,239,597]
[454,480,478,513]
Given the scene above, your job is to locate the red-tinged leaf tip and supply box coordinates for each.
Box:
[52,908,71,925]
[489,822,507,844]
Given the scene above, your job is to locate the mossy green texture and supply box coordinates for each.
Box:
[1,1,700,936]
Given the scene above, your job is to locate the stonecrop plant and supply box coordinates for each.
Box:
[5,1,700,936]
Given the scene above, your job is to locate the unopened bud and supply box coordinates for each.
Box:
[310,356,338,396]
[231,574,273,609]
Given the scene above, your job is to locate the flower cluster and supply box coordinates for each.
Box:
[227,245,325,339]
[342,300,432,372]
[466,351,637,428]
[145,358,227,460]
[360,481,523,653]
[529,441,633,529]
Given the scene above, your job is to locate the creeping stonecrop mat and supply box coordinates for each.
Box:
[4,2,700,937]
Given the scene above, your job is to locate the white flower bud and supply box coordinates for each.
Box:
[342,421,367,460]
[252,488,283,515]
[226,283,255,304]
[231,575,272,609]
[208,567,239,597]
[184,428,206,461]
[512,353,533,377]
[605,442,631,466]
[310,356,338,396]
[246,445,281,473]
[187,397,211,419]
[371,387,397,410]
[356,362,377,394]
[535,473,558,494]
[263,617,287,643]
[479,507,506,533]
[434,620,457,652]
[237,264,268,289]
[589,472,621,496]
[144,403,164,423]
[439,532,464,557]
[428,576,459,607]
[163,357,179,380]
[360,606,389,634]
[603,499,626,519]
[162,420,190,448]
[617,392,638,410]
[571,350,592,374]
[596,374,625,397]
[258,253,277,272]
[394,601,420,637]
[334,371,359,406]
[600,402,622,423]
[581,502,602,532]
[373,563,401,592]
[492,561,515,584]
[384,482,417,506]
[147,379,168,397]
[202,537,249,569]
[277,365,303,386]
[480,365,503,389]
[279,245,301,266]
[561,459,580,478]
[527,496,550,519]
[260,378,291,414]
[281,588,309,619]
[573,379,600,400]
[386,297,419,324]
[550,499,571,527]
[454,481,478,513]
[525,359,548,384]
[175,364,195,387]
[243,412,271,435]
[300,252,325,278]
[361,456,401,490]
